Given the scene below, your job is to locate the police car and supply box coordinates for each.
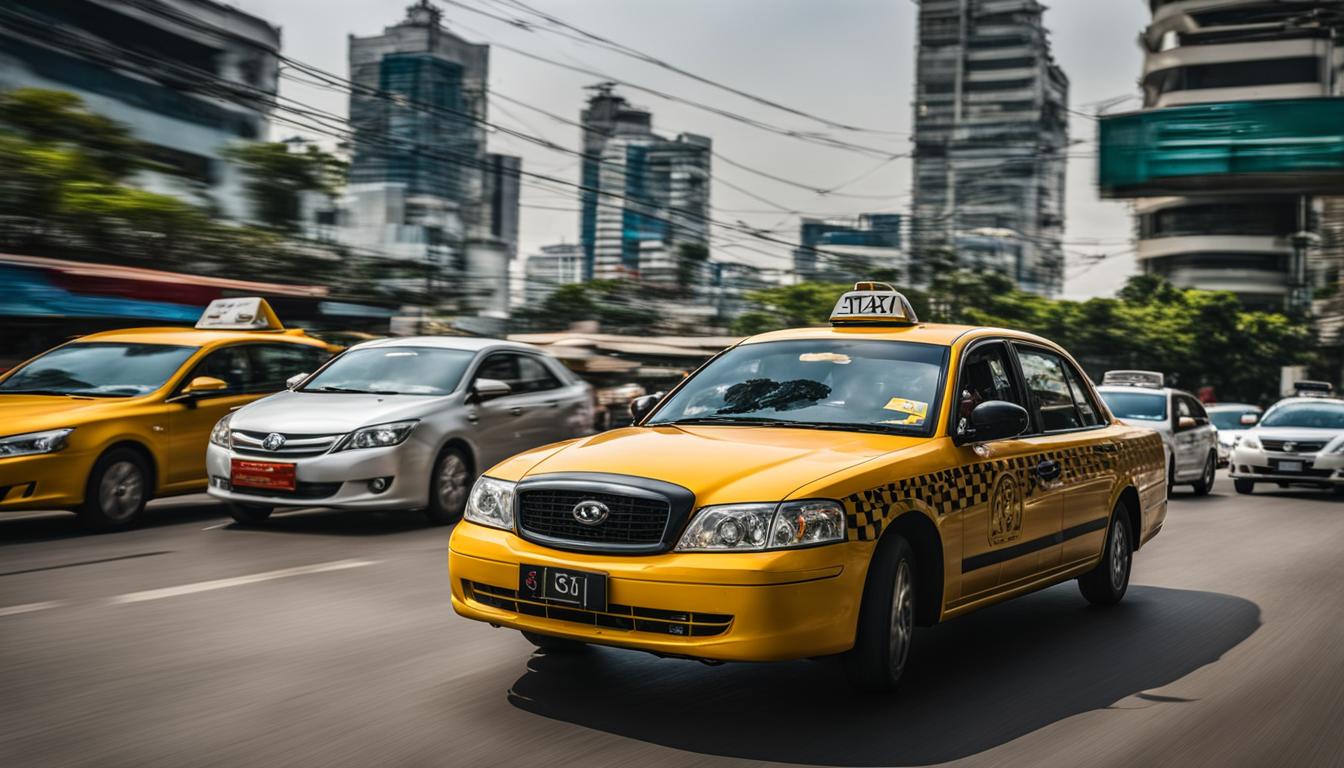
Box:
[1095,371,1219,497]
[448,283,1166,692]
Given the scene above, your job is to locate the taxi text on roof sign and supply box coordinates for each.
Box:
[196,297,284,331]
[829,281,920,326]
[1102,370,1164,389]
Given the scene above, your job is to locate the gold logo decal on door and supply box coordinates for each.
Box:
[989,473,1024,544]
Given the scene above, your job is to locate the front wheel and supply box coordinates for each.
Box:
[843,535,916,694]
[1078,507,1132,606]
[1191,452,1216,496]
[77,448,150,532]
[227,502,273,526]
[1166,458,1176,499]
[1234,478,1255,495]
[425,447,471,525]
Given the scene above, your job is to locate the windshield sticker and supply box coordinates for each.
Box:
[882,397,929,425]
[798,352,851,364]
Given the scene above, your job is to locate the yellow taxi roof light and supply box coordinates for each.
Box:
[830,282,920,327]
[196,297,284,331]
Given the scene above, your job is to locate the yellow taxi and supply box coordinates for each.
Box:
[0,298,335,530]
[449,283,1167,691]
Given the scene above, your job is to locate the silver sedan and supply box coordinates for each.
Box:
[204,337,593,525]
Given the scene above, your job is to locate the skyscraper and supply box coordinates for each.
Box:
[910,0,1069,296]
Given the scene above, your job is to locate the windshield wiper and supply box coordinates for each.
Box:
[658,417,908,434]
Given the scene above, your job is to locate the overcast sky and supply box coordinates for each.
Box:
[233,0,1150,299]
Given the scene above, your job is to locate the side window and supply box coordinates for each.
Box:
[1015,346,1082,432]
[183,345,254,394]
[1063,364,1104,427]
[1175,396,1193,421]
[475,353,521,392]
[955,342,1026,437]
[516,356,562,393]
[1187,396,1209,422]
[250,344,329,393]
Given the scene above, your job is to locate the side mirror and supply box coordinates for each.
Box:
[1239,412,1259,426]
[285,373,308,390]
[957,400,1029,445]
[1177,415,1198,431]
[630,392,665,423]
[471,378,511,403]
[183,376,228,395]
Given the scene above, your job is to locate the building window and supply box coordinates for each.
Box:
[1148,56,1321,95]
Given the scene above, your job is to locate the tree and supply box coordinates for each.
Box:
[224,141,346,232]
[513,280,660,334]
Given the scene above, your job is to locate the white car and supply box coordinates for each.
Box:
[1096,371,1218,496]
[1229,397,1344,495]
[1207,403,1263,466]
[205,337,594,525]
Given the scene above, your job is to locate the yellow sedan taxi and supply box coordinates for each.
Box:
[449,283,1167,691]
[0,298,334,530]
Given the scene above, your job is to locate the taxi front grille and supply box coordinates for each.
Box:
[464,580,732,637]
[231,430,343,458]
[518,489,669,547]
[1261,439,1327,453]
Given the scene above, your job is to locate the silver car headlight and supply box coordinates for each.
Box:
[675,499,845,552]
[209,414,232,448]
[336,420,418,451]
[1239,435,1261,450]
[0,428,74,457]
[464,476,516,530]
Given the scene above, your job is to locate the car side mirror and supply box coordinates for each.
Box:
[183,376,228,395]
[1239,413,1259,426]
[1177,415,1197,431]
[471,378,511,403]
[956,400,1029,445]
[630,392,665,423]
[285,373,308,390]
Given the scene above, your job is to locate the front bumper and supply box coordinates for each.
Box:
[448,521,870,662]
[205,440,435,509]
[1229,447,1344,485]
[0,449,97,512]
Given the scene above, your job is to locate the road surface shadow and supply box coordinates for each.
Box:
[507,585,1259,766]
[0,499,224,545]
[220,507,446,537]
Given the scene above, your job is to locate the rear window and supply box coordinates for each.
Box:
[1099,390,1167,421]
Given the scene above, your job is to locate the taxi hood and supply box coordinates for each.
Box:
[0,395,122,434]
[516,425,926,505]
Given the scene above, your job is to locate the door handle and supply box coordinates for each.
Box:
[1036,459,1062,481]
[509,406,524,416]
[1092,443,1118,454]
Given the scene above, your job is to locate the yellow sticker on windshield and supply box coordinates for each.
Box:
[882,397,929,425]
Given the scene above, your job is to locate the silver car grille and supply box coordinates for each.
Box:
[1261,439,1326,454]
[231,430,344,458]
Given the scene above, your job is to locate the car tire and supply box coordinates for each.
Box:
[76,447,150,532]
[1234,478,1255,495]
[843,535,917,694]
[227,502,273,526]
[1191,452,1216,496]
[1079,503,1132,607]
[521,630,587,654]
[1166,457,1176,499]
[425,446,471,526]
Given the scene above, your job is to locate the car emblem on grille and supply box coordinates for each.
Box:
[571,500,610,526]
[1283,441,1296,452]
[262,433,286,451]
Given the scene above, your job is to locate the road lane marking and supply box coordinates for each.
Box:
[108,559,378,604]
[0,601,64,617]
[202,522,232,531]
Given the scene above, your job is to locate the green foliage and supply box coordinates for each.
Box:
[0,89,141,179]
[514,280,660,334]
[732,272,1316,405]
[224,141,347,232]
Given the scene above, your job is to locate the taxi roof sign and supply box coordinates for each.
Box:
[830,282,920,326]
[1102,370,1164,389]
[195,297,284,331]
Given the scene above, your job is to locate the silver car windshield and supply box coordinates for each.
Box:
[300,347,475,396]
[646,339,947,435]
[1260,402,1344,429]
[0,342,196,397]
[1100,391,1167,421]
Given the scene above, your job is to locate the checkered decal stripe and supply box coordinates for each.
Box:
[843,433,1164,541]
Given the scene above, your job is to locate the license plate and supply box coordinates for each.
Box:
[230,459,296,491]
[518,564,607,611]
[1278,460,1305,473]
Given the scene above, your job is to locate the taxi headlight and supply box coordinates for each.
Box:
[209,414,232,448]
[0,428,74,457]
[1239,435,1261,450]
[464,476,516,530]
[675,500,845,552]
[336,420,418,451]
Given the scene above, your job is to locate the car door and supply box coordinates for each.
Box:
[519,354,590,442]
[249,343,332,392]
[166,344,262,486]
[951,340,1062,599]
[467,352,555,470]
[1057,360,1119,566]
[1183,395,1217,474]
[1171,394,1205,479]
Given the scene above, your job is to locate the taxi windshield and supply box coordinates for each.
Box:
[0,342,196,397]
[647,339,946,435]
[300,346,474,396]
[1259,402,1344,429]
[1100,390,1167,421]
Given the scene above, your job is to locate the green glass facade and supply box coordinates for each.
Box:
[1099,98,1344,197]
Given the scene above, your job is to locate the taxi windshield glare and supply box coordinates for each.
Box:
[647,339,947,434]
[0,342,196,397]
[300,347,475,396]
[1100,390,1167,421]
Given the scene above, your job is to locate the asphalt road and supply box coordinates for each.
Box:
[2,472,1342,768]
